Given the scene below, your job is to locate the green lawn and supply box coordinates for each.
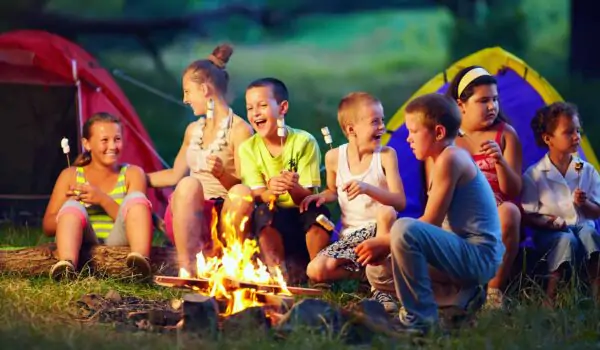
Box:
[1,224,600,348]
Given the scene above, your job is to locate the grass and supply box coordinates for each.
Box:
[1,225,600,348]
[4,1,600,347]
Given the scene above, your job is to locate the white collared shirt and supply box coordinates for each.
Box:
[521,153,600,227]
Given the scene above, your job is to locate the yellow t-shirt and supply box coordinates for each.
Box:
[238,126,322,208]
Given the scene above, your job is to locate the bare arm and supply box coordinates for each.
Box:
[42,167,76,236]
[217,119,254,190]
[364,147,405,211]
[496,125,523,198]
[147,123,194,188]
[317,149,339,202]
[420,149,464,226]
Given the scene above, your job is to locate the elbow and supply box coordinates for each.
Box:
[41,219,55,237]
[394,199,406,212]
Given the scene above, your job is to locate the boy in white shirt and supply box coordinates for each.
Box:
[522,102,600,305]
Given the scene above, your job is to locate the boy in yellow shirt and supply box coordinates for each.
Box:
[238,78,331,279]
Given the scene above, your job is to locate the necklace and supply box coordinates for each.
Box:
[188,108,233,172]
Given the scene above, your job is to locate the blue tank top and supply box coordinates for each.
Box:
[442,167,505,265]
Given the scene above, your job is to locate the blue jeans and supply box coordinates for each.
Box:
[532,224,600,273]
[366,218,500,324]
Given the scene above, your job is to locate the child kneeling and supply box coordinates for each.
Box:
[42,113,154,281]
[301,92,406,309]
[361,93,504,334]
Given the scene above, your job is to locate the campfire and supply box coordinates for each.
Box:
[154,203,321,321]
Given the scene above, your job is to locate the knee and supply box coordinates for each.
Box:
[377,206,397,224]
[498,202,521,228]
[121,191,152,218]
[57,200,88,226]
[306,258,326,282]
[173,177,204,204]
[252,203,273,234]
[226,184,253,211]
[390,217,420,250]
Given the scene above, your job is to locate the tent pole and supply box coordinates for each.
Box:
[112,69,186,108]
[72,59,84,153]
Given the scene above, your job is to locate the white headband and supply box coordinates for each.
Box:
[457,67,492,97]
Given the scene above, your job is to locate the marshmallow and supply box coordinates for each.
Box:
[316,214,335,231]
[277,127,286,137]
[320,126,333,145]
[206,99,214,119]
[277,118,285,127]
[61,137,70,154]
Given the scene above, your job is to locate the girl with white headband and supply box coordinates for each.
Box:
[442,65,523,309]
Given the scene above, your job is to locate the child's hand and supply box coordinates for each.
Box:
[343,180,369,200]
[280,170,299,186]
[206,155,224,178]
[546,215,567,230]
[267,176,289,195]
[355,236,390,266]
[299,194,326,212]
[480,140,503,162]
[69,183,107,205]
[574,188,587,207]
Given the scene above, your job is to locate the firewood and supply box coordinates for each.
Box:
[0,243,178,278]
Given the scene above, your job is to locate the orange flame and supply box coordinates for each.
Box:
[179,201,290,315]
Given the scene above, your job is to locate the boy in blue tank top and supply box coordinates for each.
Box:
[360,93,504,334]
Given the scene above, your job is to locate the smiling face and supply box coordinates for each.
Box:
[458,84,499,131]
[245,86,288,139]
[82,122,122,166]
[545,114,582,155]
[182,72,208,116]
[346,102,385,150]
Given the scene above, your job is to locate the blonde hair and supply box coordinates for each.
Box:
[337,92,380,137]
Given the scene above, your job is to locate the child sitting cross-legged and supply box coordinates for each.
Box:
[522,102,600,305]
[237,77,332,282]
[300,92,406,311]
[42,113,154,281]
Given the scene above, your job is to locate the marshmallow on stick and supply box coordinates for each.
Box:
[206,99,214,119]
[60,137,71,167]
[575,157,584,188]
[321,126,333,149]
[277,118,286,148]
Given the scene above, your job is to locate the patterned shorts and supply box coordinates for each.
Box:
[318,222,377,271]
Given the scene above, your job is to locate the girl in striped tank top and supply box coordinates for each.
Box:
[42,113,154,281]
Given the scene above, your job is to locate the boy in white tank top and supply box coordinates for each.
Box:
[300,92,406,311]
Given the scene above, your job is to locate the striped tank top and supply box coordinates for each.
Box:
[75,165,128,239]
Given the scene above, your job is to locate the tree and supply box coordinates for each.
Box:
[569,0,600,79]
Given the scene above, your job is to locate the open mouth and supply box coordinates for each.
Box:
[254,119,267,128]
[373,134,383,140]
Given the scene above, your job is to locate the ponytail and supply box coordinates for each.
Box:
[73,151,92,166]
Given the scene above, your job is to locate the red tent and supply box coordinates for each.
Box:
[0,30,168,217]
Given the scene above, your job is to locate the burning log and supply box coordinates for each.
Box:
[0,243,178,278]
[153,275,323,297]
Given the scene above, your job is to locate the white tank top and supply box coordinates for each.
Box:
[336,143,388,237]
